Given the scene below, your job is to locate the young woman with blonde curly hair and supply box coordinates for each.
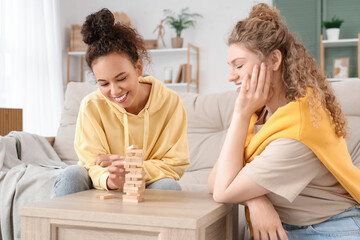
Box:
[208,3,360,240]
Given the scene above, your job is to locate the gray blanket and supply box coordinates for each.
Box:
[0,131,67,240]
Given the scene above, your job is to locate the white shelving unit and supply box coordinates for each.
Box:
[66,43,200,93]
[66,48,86,83]
[322,38,358,47]
[320,33,360,81]
[146,43,199,93]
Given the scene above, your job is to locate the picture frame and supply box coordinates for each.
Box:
[333,57,349,78]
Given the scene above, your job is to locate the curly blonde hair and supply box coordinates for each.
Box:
[228,3,347,138]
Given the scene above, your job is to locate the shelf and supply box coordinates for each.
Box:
[327,77,359,82]
[164,83,197,92]
[67,43,200,93]
[68,48,197,56]
[68,51,85,56]
[148,48,197,55]
[322,38,358,48]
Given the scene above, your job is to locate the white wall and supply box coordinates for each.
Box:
[59,0,272,94]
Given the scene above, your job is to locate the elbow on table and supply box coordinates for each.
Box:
[212,190,229,203]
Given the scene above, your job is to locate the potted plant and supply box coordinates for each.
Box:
[322,16,344,41]
[163,7,202,48]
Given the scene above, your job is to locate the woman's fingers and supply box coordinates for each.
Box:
[249,64,260,93]
[240,74,250,95]
[277,228,288,240]
[263,68,272,97]
[268,231,278,240]
[260,230,269,240]
[108,165,125,175]
[99,160,111,167]
[109,155,124,162]
[253,230,260,240]
[257,62,267,94]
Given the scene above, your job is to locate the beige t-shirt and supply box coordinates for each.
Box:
[242,120,357,226]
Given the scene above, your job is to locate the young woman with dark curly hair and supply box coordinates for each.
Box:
[51,8,189,198]
[208,3,360,240]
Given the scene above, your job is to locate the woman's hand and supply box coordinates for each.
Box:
[247,196,288,240]
[94,152,112,167]
[234,62,272,116]
[106,155,126,190]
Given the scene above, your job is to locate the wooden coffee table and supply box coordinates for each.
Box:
[20,189,235,240]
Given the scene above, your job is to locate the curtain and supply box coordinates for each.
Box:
[0,0,64,136]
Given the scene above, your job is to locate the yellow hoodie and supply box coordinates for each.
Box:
[244,94,360,203]
[75,76,189,190]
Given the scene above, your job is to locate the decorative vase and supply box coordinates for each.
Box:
[326,28,340,41]
[171,37,183,48]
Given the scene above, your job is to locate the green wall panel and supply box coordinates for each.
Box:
[273,0,321,62]
[274,0,360,78]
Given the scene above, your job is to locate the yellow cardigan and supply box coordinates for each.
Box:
[244,94,360,203]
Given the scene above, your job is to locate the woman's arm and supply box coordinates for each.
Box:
[210,63,272,203]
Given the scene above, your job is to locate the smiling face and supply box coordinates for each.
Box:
[227,44,265,93]
[92,52,145,114]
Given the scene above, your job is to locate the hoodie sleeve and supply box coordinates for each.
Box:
[74,99,111,190]
[143,95,190,184]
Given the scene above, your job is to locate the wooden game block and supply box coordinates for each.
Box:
[125,167,145,172]
[124,162,142,167]
[125,166,144,171]
[96,193,115,200]
[124,185,145,194]
[124,180,144,186]
[124,167,143,172]
[126,153,143,159]
[125,149,143,153]
[125,170,146,179]
[123,194,144,203]
[126,157,143,163]
[125,176,142,182]
[124,181,145,192]
[126,192,145,199]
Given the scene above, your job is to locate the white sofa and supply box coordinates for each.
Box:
[53,80,360,239]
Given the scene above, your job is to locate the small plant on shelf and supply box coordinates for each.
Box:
[163,7,202,48]
[322,16,344,29]
[322,16,344,40]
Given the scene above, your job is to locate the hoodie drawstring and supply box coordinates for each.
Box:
[123,108,149,156]
[143,108,149,156]
[123,112,129,149]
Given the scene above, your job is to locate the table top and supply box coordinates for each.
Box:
[19,189,233,230]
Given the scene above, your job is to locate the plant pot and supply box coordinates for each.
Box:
[171,37,183,48]
[326,28,340,40]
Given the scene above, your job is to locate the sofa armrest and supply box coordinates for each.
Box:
[45,137,55,147]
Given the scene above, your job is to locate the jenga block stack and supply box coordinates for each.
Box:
[123,145,145,203]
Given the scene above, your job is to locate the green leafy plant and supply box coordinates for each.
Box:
[163,7,203,37]
[322,16,344,29]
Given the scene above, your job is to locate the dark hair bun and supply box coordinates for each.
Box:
[81,8,115,45]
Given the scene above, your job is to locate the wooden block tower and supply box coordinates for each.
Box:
[123,145,145,203]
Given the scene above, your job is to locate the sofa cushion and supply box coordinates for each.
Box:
[178,169,211,192]
[332,80,360,168]
[178,91,237,172]
[53,82,97,165]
